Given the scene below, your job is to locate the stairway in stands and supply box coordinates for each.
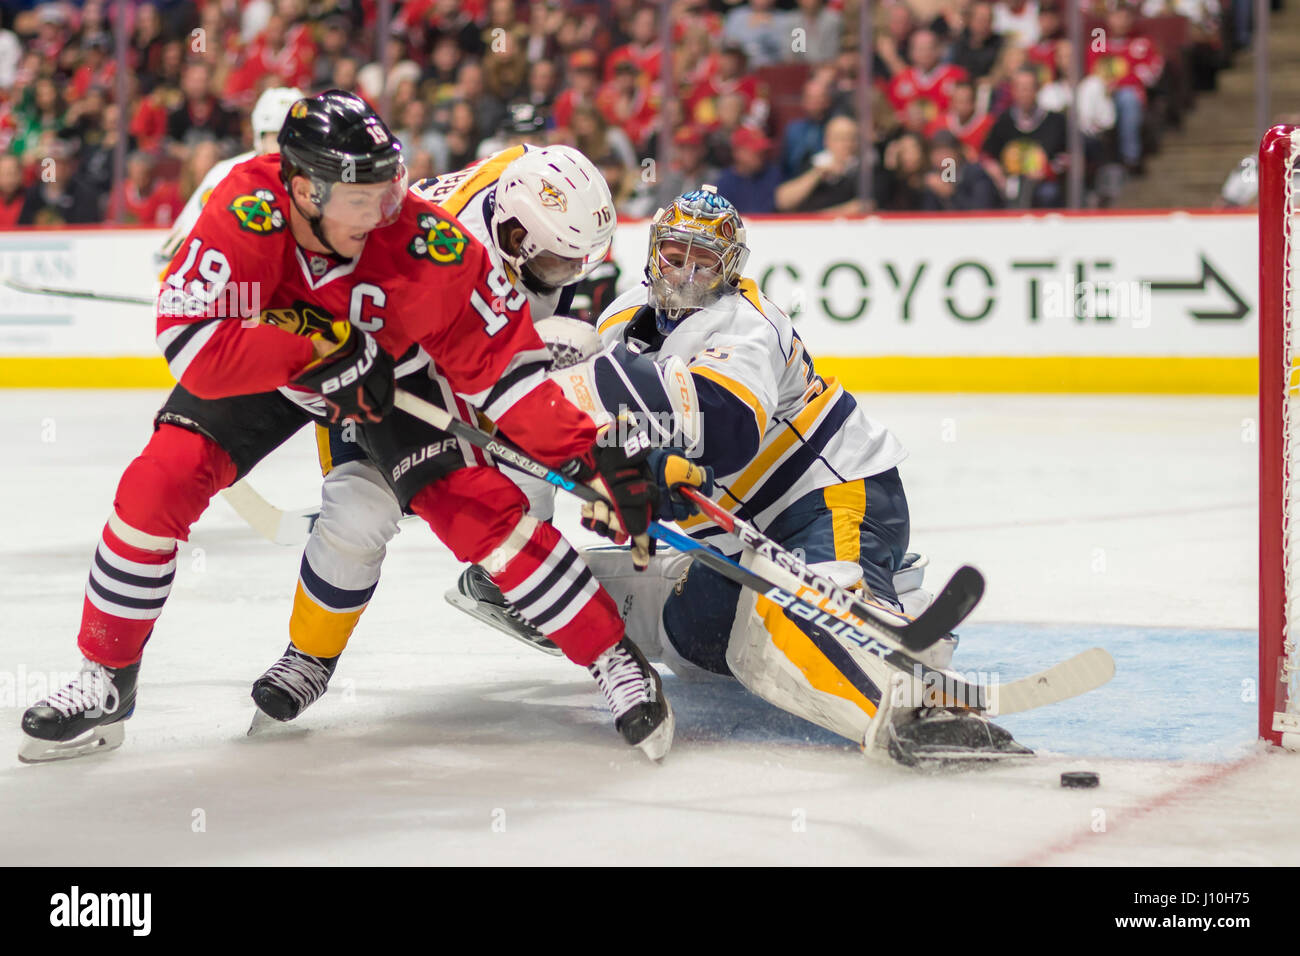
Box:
[1115,2,1300,209]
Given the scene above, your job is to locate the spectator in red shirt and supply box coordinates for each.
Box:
[1087,1,1162,170]
[686,44,767,131]
[113,151,181,226]
[69,34,115,102]
[225,13,315,103]
[597,59,659,151]
[887,29,968,126]
[606,7,662,83]
[927,80,994,160]
[0,154,25,228]
[553,50,600,131]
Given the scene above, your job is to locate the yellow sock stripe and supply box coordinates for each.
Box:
[756,595,877,718]
[288,581,364,659]
[823,480,866,565]
[315,424,333,477]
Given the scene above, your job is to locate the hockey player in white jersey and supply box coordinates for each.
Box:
[156,86,305,266]
[248,144,629,726]
[463,185,1030,767]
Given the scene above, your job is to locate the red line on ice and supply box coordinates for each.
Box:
[1009,753,1264,866]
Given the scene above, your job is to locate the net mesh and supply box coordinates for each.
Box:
[1283,127,1300,719]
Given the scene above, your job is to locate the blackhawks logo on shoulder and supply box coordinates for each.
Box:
[228,189,285,234]
[409,213,468,265]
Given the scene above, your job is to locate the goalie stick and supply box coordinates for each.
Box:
[393,388,1114,713]
[392,389,976,655]
[677,486,983,652]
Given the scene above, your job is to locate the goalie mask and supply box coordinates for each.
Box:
[646,185,750,333]
[489,145,616,294]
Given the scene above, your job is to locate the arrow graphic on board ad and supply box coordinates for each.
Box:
[1142,255,1250,321]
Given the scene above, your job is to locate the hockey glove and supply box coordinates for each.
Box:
[647,448,714,521]
[573,415,660,570]
[292,320,395,425]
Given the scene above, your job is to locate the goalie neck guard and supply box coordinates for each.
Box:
[645,185,750,333]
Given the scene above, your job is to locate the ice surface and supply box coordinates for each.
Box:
[2,390,1297,865]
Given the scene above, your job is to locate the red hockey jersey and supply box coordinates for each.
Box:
[155,154,594,466]
[887,64,969,123]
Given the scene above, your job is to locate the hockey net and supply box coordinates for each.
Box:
[1260,125,1300,749]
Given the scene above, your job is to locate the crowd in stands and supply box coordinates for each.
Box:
[0,0,1259,226]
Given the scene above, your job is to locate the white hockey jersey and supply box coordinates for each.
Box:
[596,280,907,540]
[410,146,562,321]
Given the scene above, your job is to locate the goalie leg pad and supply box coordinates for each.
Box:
[584,547,726,681]
[725,554,904,743]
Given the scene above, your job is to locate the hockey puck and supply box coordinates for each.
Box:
[1061,771,1100,789]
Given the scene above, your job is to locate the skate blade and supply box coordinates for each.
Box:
[444,589,563,656]
[901,745,1037,771]
[636,700,675,763]
[18,721,125,764]
[246,708,279,736]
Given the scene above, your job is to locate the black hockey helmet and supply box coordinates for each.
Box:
[278,89,404,187]
[277,90,407,252]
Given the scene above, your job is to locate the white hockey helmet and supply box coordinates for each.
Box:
[489,145,616,292]
[252,86,307,143]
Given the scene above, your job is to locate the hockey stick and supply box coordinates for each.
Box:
[0,276,155,306]
[220,479,320,547]
[650,514,1114,716]
[676,487,982,652]
[393,388,1115,715]
[393,388,975,654]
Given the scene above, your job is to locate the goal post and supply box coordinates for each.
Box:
[1260,124,1300,749]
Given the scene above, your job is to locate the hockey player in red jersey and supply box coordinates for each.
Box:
[19,91,678,764]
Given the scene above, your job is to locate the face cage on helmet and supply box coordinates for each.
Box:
[646,221,743,324]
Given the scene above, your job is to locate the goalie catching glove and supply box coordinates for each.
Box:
[292,320,395,424]
[569,416,710,570]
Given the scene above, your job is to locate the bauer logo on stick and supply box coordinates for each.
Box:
[408,213,469,265]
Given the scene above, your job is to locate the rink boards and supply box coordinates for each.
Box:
[0,210,1259,393]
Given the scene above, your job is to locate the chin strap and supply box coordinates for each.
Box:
[290,192,344,258]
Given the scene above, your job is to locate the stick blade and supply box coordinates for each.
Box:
[897,564,985,651]
[984,647,1116,716]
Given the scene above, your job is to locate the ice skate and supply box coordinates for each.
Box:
[588,638,674,761]
[20,658,139,763]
